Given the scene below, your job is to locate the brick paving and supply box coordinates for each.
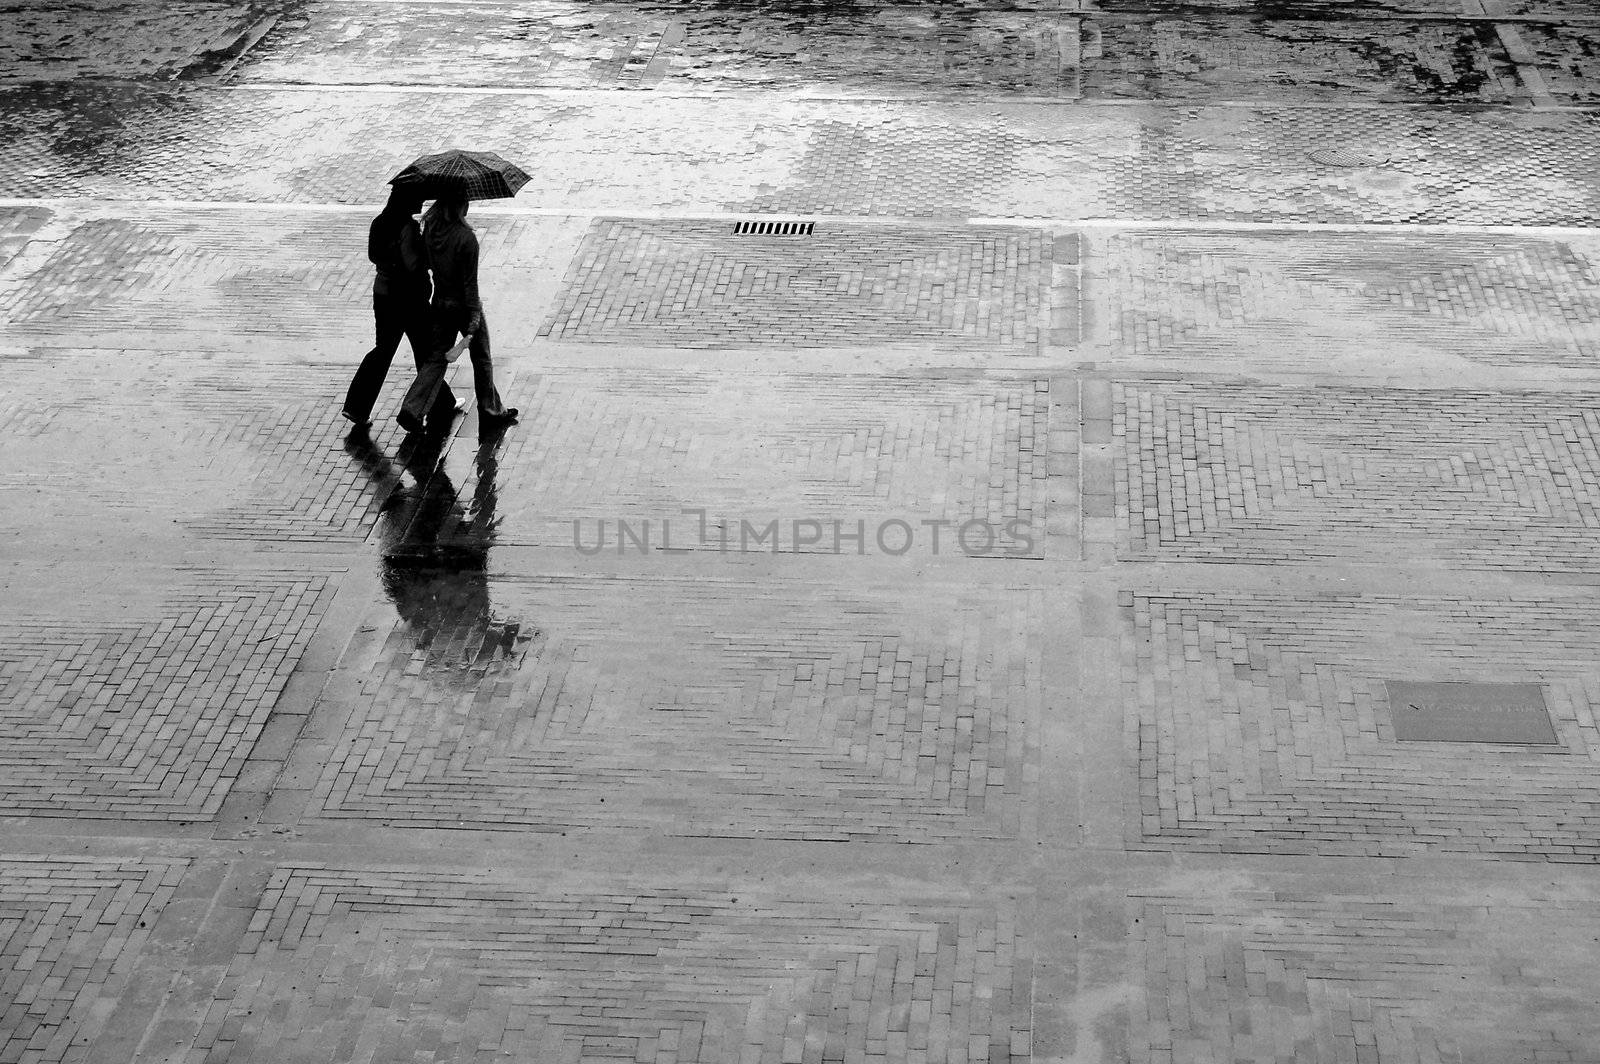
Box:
[4,0,1600,1061]
[539,221,1048,350]
[1104,381,1600,570]
[1128,884,1600,1064]
[1095,230,1600,369]
[1124,590,1600,860]
[0,856,187,1064]
[306,574,1040,840]
[188,865,1030,1064]
[0,573,329,819]
[411,370,1049,555]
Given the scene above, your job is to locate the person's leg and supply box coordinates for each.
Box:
[403,297,458,421]
[398,307,457,432]
[343,294,404,422]
[467,315,516,420]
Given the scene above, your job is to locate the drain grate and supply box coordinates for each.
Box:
[1307,147,1391,168]
[733,220,815,236]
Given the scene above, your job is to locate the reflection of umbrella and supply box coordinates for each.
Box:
[388,149,531,201]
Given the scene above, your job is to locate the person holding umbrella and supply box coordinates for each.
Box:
[341,188,460,428]
[391,150,528,434]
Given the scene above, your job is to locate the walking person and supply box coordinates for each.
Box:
[396,193,519,434]
[342,189,459,428]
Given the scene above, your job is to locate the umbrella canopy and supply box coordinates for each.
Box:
[388,149,531,201]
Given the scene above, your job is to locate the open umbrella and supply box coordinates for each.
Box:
[388,149,531,201]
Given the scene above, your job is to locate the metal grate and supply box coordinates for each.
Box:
[1307,147,1391,168]
[733,220,815,236]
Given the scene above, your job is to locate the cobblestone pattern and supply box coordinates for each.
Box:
[1126,590,1600,861]
[236,1,1076,96]
[0,0,268,81]
[0,349,416,544]
[0,855,188,1064]
[1,214,368,341]
[1099,231,1600,369]
[540,221,1046,349]
[189,865,1030,1064]
[1084,16,1512,102]
[0,207,51,276]
[3,86,1598,225]
[0,572,329,820]
[309,575,1040,841]
[1522,24,1600,104]
[414,371,1047,556]
[1129,889,1600,1063]
[1111,382,1600,571]
[238,1,677,88]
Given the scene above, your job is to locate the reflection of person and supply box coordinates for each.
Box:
[344,425,519,661]
[397,194,518,435]
[342,189,459,428]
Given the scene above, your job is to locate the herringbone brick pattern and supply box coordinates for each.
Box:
[0,855,187,1064]
[189,865,1031,1064]
[1110,381,1600,570]
[1099,232,1600,368]
[415,371,1047,557]
[1084,17,1511,102]
[309,575,1040,841]
[1130,888,1600,1063]
[0,573,329,819]
[1125,590,1600,860]
[539,220,1048,350]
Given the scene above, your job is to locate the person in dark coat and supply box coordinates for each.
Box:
[396,194,518,433]
[342,189,458,428]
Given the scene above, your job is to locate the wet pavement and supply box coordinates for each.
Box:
[5,0,1600,1062]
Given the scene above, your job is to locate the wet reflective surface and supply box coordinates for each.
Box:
[7,1,1600,1062]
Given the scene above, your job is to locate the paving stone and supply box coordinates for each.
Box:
[0,855,188,1064]
[402,370,1049,557]
[0,349,420,545]
[307,574,1040,841]
[1125,590,1600,860]
[187,864,1030,1064]
[1516,24,1600,103]
[1107,381,1600,570]
[4,86,1599,224]
[1129,886,1600,1062]
[1095,230,1600,369]
[1080,15,1515,102]
[235,1,1080,96]
[539,220,1048,350]
[0,0,273,82]
[0,572,329,820]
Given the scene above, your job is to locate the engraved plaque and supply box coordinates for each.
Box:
[1385,681,1559,745]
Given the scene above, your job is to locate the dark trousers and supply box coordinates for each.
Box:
[399,303,509,423]
[344,292,456,422]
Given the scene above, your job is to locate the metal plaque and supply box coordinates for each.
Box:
[1384,681,1559,745]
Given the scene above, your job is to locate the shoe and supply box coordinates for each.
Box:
[396,410,425,434]
[480,407,519,426]
[454,399,469,414]
[341,409,371,428]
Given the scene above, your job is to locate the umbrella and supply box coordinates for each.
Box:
[388,149,531,201]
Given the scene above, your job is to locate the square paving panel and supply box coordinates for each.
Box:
[1385,680,1559,745]
[0,571,330,820]
[1124,590,1600,861]
[193,865,1031,1064]
[539,219,1047,350]
[1104,381,1600,572]
[410,370,1048,558]
[308,573,1041,841]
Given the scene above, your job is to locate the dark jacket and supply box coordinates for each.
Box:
[424,220,483,334]
[368,211,429,298]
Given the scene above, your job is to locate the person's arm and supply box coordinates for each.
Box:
[461,229,483,335]
[398,222,426,278]
[367,216,385,267]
